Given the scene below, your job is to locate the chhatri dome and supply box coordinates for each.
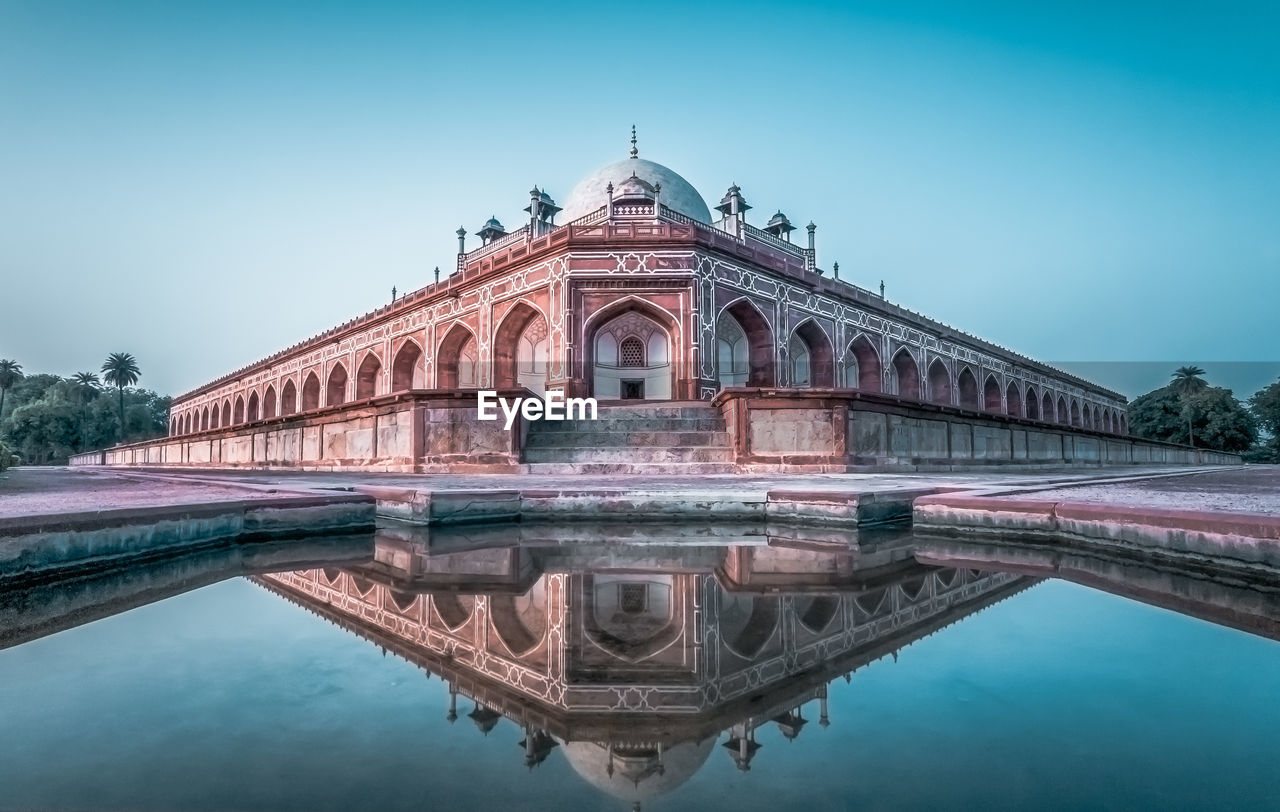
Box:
[557,127,712,224]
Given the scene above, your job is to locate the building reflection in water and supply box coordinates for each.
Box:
[256,523,1033,808]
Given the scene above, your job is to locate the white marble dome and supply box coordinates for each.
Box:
[563,739,716,805]
[558,157,712,223]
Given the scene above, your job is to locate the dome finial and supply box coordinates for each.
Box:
[629,124,638,159]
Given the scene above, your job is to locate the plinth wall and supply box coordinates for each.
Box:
[72,389,1240,473]
[712,388,1241,471]
[69,390,525,473]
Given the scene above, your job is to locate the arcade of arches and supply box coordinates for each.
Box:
[162,146,1129,444]
[167,300,1130,440]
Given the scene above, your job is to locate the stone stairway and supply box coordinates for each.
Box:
[523,402,737,474]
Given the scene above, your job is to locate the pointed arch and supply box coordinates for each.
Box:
[488,583,548,657]
[300,372,320,411]
[1057,395,1068,425]
[355,352,382,400]
[437,323,478,390]
[584,298,680,400]
[846,334,881,391]
[283,378,300,415]
[789,319,834,388]
[232,395,245,424]
[263,384,278,419]
[391,339,426,392]
[326,362,348,407]
[221,399,232,427]
[493,301,548,391]
[1005,380,1023,417]
[1070,399,1081,428]
[928,359,952,405]
[1024,385,1038,420]
[979,373,1000,412]
[1103,408,1113,433]
[1120,413,1128,435]
[718,297,775,387]
[246,391,260,422]
[1042,391,1055,423]
[891,348,921,400]
[956,366,979,410]
[201,406,210,431]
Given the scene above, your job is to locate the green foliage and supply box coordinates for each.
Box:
[1251,380,1280,436]
[0,358,24,422]
[1248,379,1280,463]
[0,370,170,465]
[1129,384,1257,452]
[0,439,14,472]
[102,352,142,427]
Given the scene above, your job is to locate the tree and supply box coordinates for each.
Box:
[71,371,101,401]
[1250,379,1280,463]
[1169,365,1207,447]
[1129,384,1256,452]
[0,373,170,463]
[0,359,22,422]
[70,372,102,448]
[101,353,140,440]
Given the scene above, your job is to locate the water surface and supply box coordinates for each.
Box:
[1,525,1277,810]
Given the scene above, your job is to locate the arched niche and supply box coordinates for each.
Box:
[300,373,320,411]
[1006,381,1023,417]
[928,359,952,405]
[355,352,382,400]
[588,304,674,400]
[391,339,426,392]
[717,299,774,387]
[438,324,479,390]
[493,302,548,395]
[845,334,882,391]
[891,348,921,400]
[788,320,834,388]
[326,363,348,407]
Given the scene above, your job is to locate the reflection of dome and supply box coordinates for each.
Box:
[559,158,712,223]
[563,738,716,805]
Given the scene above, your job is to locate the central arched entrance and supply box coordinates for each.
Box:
[587,302,676,400]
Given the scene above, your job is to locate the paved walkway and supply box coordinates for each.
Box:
[0,467,312,519]
[4,464,1269,522]
[64,464,1239,497]
[997,465,1280,515]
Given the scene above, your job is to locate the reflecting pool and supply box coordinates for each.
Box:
[1,523,1278,810]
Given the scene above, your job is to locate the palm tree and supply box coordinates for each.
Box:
[71,371,101,401]
[0,359,22,422]
[70,372,101,449]
[101,353,141,439]
[1170,365,1207,447]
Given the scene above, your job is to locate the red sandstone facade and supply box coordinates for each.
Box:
[164,150,1131,443]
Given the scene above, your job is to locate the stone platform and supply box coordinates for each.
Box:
[914,466,1280,579]
[0,468,375,585]
[70,392,1242,475]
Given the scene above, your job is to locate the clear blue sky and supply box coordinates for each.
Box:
[1,0,1277,398]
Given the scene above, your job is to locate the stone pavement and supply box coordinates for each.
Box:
[990,465,1280,515]
[0,466,315,519]
[61,463,1239,500]
[2,463,1253,527]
